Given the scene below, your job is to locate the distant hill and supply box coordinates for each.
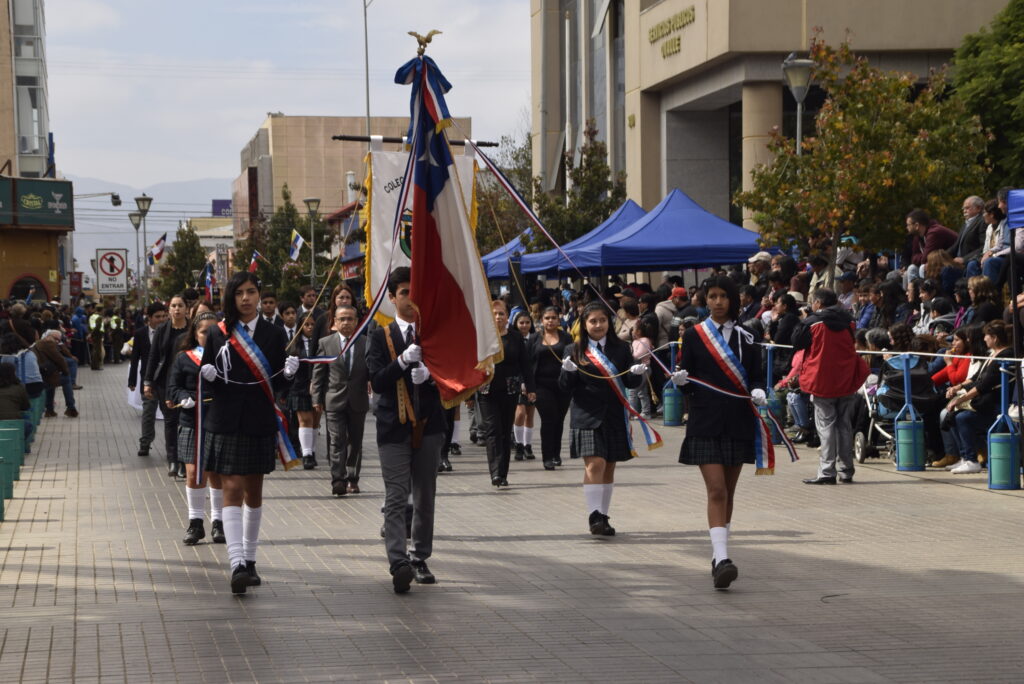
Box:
[65,174,233,278]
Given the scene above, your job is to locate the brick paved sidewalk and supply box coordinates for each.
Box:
[1,363,1023,683]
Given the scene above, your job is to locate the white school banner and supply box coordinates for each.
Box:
[363,150,476,323]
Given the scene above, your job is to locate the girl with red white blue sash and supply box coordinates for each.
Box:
[167,310,223,547]
[560,302,654,537]
[199,272,296,595]
[673,275,767,590]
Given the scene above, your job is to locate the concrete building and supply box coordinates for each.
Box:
[231,114,472,241]
[531,0,1006,229]
[0,0,75,301]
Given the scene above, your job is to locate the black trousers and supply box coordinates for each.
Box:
[154,386,180,463]
[534,380,570,463]
[477,390,516,479]
[325,408,366,488]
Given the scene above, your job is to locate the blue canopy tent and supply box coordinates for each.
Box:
[480,229,531,279]
[519,199,646,275]
[572,189,760,271]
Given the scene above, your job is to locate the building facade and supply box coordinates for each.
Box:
[231,114,472,241]
[531,0,1006,229]
[0,0,74,301]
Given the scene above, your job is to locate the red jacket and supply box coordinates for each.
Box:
[931,356,969,387]
[791,306,869,398]
[909,221,957,266]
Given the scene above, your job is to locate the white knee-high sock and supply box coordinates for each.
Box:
[242,505,262,563]
[600,483,613,515]
[298,427,315,456]
[452,417,462,443]
[513,425,525,445]
[523,426,533,447]
[209,487,223,522]
[222,506,243,568]
[185,485,206,520]
[710,526,728,564]
[583,484,602,514]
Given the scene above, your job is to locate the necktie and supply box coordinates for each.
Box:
[719,324,739,355]
[405,325,415,347]
[341,338,350,372]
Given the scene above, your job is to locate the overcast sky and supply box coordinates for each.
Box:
[46,0,531,188]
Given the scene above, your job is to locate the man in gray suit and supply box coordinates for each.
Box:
[312,305,370,497]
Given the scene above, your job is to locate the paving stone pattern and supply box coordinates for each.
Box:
[1,364,1023,682]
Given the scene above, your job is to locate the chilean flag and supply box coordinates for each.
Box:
[248,250,263,273]
[151,233,167,261]
[395,55,501,404]
[204,263,216,303]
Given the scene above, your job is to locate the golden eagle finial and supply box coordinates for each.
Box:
[408,30,442,56]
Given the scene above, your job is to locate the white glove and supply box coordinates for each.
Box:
[671,369,689,386]
[629,363,648,376]
[283,355,300,378]
[200,364,218,382]
[411,365,431,385]
[562,356,578,372]
[179,396,196,410]
[400,343,422,365]
[751,388,767,406]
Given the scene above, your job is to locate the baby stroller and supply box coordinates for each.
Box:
[853,355,940,463]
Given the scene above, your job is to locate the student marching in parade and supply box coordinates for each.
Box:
[145,294,190,478]
[167,311,225,545]
[199,272,293,594]
[673,275,767,590]
[526,306,573,470]
[285,314,319,470]
[510,308,537,462]
[477,300,535,488]
[559,302,649,535]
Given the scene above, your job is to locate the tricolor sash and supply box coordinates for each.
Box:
[226,323,301,471]
[692,319,781,474]
[583,342,663,457]
[188,346,205,483]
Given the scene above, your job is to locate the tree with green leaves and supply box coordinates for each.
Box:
[735,37,987,288]
[531,119,626,250]
[475,128,533,254]
[954,0,1024,191]
[154,224,208,300]
[233,185,332,304]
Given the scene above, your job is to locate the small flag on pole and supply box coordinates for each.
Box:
[248,250,264,273]
[289,230,305,260]
[204,263,216,302]
[151,233,167,261]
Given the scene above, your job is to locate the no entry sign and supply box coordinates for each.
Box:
[96,248,129,294]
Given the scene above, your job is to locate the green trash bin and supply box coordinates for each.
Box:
[0,421,25,466]
[0,456,5,519]
[0,438,15,498]
[987,432,1021,490]
[895,419,925,471]
[0,427,22,481]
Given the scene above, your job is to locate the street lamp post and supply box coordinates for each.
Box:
[128,211,142,306]
[782,53,815,156]
[304,197,321,285]
[134,194,153,302]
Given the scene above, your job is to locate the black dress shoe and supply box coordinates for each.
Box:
[391,561,414,594]
[303,456,316,470]
[514,443,525,461]
[806,435,821,448]
[789,429,809,444]
[449,443,461,455]
[499,478,509,487]
[246,560,261,586]
[231,563,251,594]
[347,482,360,494]
[438,457,452,473]
[543,460,555,470]
[138,447,149,457]
[175,462,187,479]
[332,486,347,497]
[410,559,436,584]
[469,431,478,444]
[524,445,536,460]
[712,559,738,589]
[491,476,502,487]
[803,476,837,485]
[167,462,177,477]
[839,475,854,484]
[589,510,614,536]
[183,518,205,545]
[211,520,226,544]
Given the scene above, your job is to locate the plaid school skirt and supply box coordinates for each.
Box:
[679,436,755,466]
[177,425,197,465]
[569,421,634,463]
[203,431,277,475]
[287,392,314,413]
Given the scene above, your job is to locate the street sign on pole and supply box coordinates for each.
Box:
[95,248,129,295]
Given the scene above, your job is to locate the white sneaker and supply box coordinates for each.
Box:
[944,458,966,471]
[951,460,982,474]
